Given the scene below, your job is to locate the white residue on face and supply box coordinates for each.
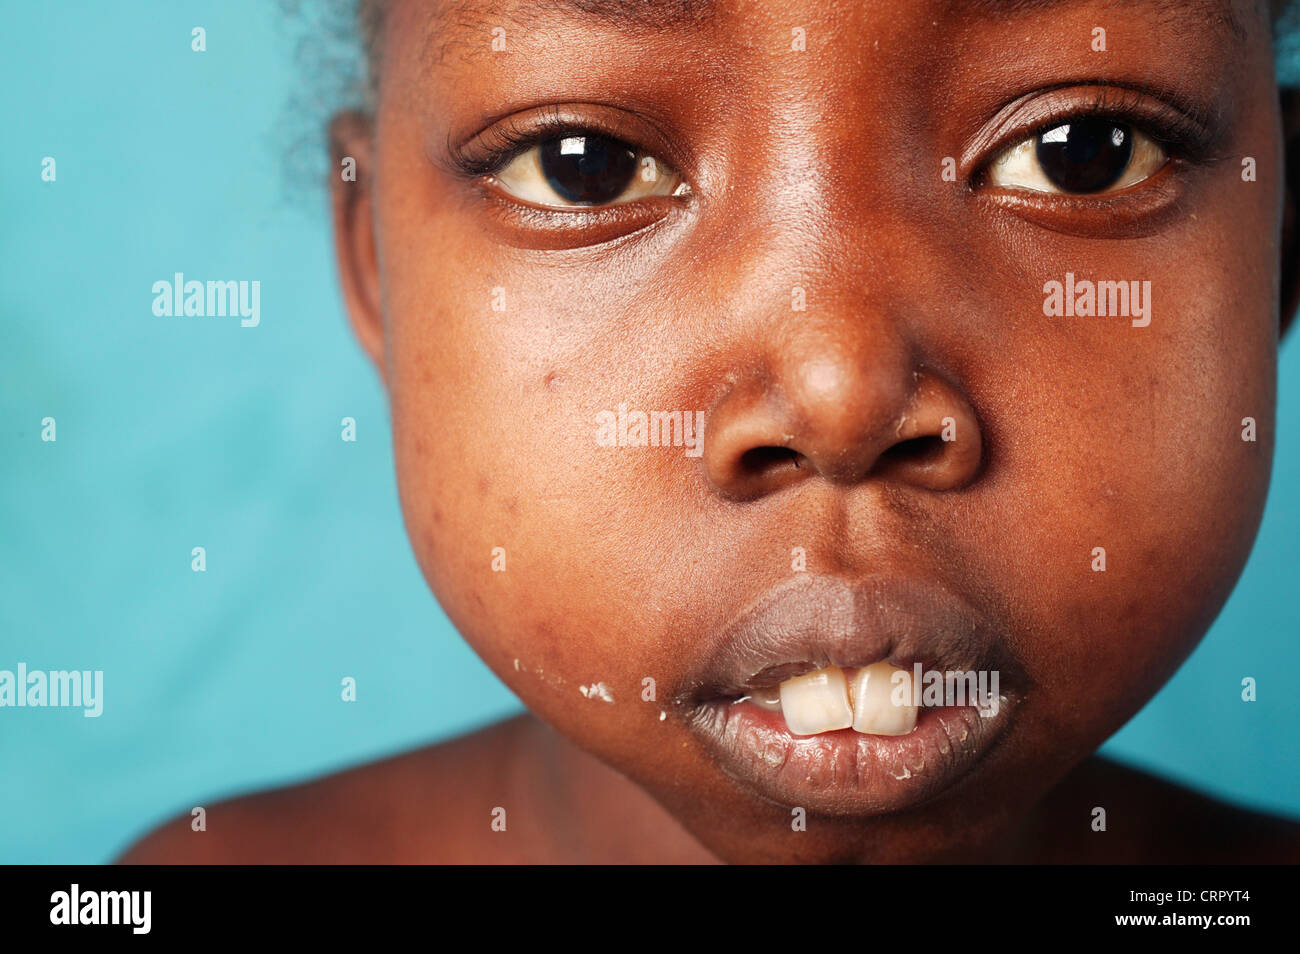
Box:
[579,681,615,704]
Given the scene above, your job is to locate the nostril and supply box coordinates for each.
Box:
[876,435,947,471]
[739,445,804,478]
[703,370,982,499]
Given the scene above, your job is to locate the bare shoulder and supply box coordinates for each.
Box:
[116,715,534,864]
[1039,756,1300,863]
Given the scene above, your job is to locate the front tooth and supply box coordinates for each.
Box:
[779,666,853,735]
[849,661,918,736]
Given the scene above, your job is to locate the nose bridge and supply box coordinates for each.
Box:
[701,57,912,299]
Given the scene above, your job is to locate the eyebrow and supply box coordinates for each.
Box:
[423,0,714,67]
[429,0,712,42]
[950,0,1244,40]
[556,0,715,30]
[427,0,1244,60]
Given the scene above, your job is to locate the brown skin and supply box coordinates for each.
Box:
[123,0,1300,863]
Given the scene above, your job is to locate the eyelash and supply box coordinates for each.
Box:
[451,112,619,179]
[976,85,1219,179]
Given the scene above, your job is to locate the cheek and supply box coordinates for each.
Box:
[382,269,692,750]
[981,245,1276,748]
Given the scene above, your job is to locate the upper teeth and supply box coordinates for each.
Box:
[763,662,919,737]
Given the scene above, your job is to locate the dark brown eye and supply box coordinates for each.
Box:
[538,136,637,205]
[988,118,1168,196]
[491,133,685,208]
[1034,119,1133,193]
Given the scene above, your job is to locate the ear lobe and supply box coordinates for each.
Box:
[329,110,386,382]
[1281,89,1300,338]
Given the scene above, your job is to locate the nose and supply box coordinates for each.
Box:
[702,318,982,502]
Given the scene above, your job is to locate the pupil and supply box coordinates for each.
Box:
[539,135,637,204]
[1034,118,1133,193]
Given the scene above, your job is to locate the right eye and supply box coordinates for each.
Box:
[491,134,686,208]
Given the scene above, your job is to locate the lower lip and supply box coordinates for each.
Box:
[686,696,1017,815]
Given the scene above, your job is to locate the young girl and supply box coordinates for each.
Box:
[124,0,1300,863]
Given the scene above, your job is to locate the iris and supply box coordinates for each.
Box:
[538,135,638,205]
[1035,119,1134,193]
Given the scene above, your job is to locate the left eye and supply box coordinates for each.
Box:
[491,134,686,208]
[987,118,1169,195]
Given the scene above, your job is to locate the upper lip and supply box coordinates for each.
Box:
[679,574,1024,703]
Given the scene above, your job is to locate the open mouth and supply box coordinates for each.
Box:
[679,575,1024,815]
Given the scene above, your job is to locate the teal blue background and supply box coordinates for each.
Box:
[2,1,1298,863]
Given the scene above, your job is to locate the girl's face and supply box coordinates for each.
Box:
[334,0,1296,861]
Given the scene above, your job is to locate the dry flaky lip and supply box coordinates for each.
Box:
[674,573,1027,704]
[688,692,1020,815]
